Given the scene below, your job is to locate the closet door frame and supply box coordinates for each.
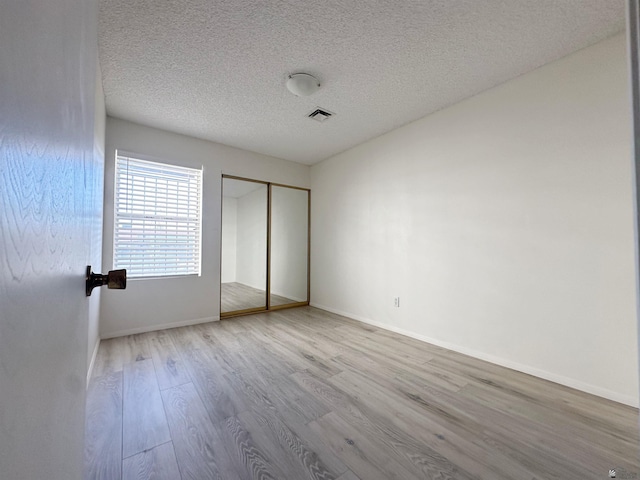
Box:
[220,174,310,319]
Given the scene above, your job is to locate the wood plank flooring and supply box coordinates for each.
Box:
[85,306,640,480]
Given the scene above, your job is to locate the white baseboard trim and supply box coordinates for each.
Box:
[101,315,220,339]
[229,281,306,303]
[87,338,100,386]
[271,290,307,303]
[311,302,639,408]
[234,280,265,291]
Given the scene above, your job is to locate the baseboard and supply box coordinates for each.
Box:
[87,338,100,386]
[234,280,265,291]
[311,302,639,408]
[229,281,306,303]
[100,315,220,339]
[271,290,307,303]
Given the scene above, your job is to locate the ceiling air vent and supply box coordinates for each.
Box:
[308,108,334,122]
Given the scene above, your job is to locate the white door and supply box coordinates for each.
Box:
[0,1,101,479]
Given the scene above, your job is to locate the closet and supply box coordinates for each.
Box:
[220,175,310,317]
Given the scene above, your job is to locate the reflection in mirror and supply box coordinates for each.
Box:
[270,186,309,307]
[221,178,268,314]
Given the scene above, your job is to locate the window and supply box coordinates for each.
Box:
[114,153,203,278]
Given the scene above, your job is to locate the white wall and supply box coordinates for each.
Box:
[271,186,309,302]
[101,118,310,337]
[311,33,639,406]
[236,187,268,290]
[88,59,106,375]
[221,197,237,283]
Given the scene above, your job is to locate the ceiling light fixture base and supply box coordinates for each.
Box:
[286,73,321,97]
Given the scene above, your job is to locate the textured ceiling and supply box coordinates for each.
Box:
[99,0,625,165]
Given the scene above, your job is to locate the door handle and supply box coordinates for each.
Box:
[86,266,127,296]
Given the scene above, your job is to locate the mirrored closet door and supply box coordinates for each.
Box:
[270,185,309,307]
[221,177,268,315]
[220,175,310,318]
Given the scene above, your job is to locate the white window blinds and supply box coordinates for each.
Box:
[114,154,203,278]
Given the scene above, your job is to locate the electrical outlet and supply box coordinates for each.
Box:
[394,297,400,308]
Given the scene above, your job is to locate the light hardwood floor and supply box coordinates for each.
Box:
[85,307,640,480]
[221,282,295,313]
